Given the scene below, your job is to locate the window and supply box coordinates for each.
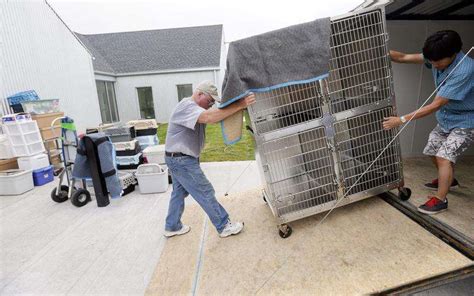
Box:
[177,84,193,101]
[137,87,156,119]
[96,80,119,123]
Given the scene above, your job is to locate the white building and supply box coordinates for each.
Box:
[354,0,474,156]
[76,25,226,124]
[1,0,102,133]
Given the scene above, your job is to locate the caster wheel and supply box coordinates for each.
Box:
[398,187,412,201]
[71,189,91,207]
[51,185,69,203]
[278,224,292,239]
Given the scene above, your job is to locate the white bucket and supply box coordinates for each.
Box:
[135,164,168,194]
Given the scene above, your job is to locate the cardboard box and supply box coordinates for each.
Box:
[39,125,61,150]
[40,125,61,141]
[0,158,19,171]
[31,112,64,129]
[50,151,62,165]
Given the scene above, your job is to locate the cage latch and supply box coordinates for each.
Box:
[327,142,336,152]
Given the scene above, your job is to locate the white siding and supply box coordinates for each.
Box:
[114,71,217,123]
[0,0,101,133]
[387,20,474,157]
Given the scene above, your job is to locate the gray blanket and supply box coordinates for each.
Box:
[220,17,331,107]
[72,133,122,199]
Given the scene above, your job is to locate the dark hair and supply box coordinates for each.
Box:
[422,30,462,61]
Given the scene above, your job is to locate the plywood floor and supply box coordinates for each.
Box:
[401,156,474,239]
[146,189,472,295]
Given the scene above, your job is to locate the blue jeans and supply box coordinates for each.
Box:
[164,155,229,233]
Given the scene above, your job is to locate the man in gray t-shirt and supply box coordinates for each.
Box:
[163,81,255,238]
[165,97,206,158]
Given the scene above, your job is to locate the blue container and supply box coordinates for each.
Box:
[33,165,54,186]
[7,90,40,109]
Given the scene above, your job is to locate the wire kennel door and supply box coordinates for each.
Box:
[333,107,402,198]
[247,6,408,236]
[328,8,393,116]
[258,126,338,223]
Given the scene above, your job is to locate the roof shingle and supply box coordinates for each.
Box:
[76,25,222,74]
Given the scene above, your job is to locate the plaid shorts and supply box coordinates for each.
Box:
[423,125,474,163]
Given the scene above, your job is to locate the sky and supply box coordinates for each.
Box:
[47,0,363,42]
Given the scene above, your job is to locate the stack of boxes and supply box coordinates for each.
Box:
[32,112,64,168]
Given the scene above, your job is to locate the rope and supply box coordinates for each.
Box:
[224,160,254,196]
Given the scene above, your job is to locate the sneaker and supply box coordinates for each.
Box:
[164,225,191,237]
[418,197,448,215]
[219,220,244,238]
[424,178,459,190]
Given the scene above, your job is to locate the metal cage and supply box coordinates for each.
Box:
[247,6,409,237]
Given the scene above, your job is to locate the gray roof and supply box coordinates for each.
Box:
[76,25,223,74]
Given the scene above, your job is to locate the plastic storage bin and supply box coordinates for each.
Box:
[11,141,45,157]
[143,145,166,164]
[0,135,13,159]
[114,140,141,156]
[103,125,136,142]
[136,135,159,149]
[2,120,37,135]
[7,90,39,105]
[135,164,168,194]
[117,153,144,170]
[32,165,54,186]
[0,169,34,195]
[2,121,45,157]
[2,113,32,124]
[114,139,138,151]
[127,119,158,130]
[116,153,142,166]
[18,153,50,171]
[7,90,40,113]
[8,131,42,146]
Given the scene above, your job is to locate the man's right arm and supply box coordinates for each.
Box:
[390,50,424,64]
[198,94,256,124]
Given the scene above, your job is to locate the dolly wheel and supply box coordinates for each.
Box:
[398,187,412,201]
[71,189,91,207]
[278,224,292,239]
[51,185,69,203]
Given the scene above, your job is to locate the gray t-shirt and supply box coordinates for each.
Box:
[165,97,206,158]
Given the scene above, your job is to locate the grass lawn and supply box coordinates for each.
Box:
[157,117,255,162]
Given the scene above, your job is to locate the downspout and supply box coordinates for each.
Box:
[213,69,218,86]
